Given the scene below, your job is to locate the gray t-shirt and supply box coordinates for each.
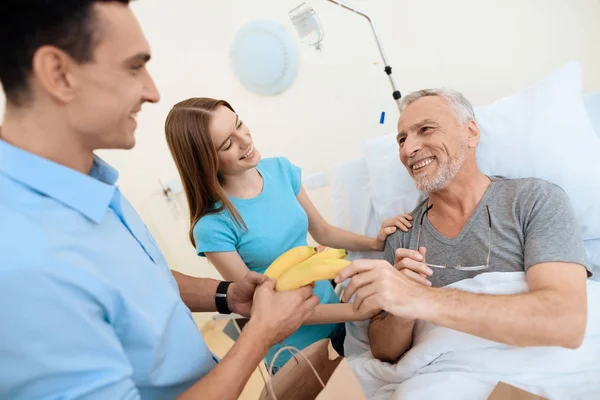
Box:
[384,176,590,287]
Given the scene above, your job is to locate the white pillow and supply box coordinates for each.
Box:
[364,61,600,240]
[363,134,424,226]
[331,158,384,261]
[584,92,600,137]
[331,158,371,233]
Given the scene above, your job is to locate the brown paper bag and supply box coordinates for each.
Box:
[258,339,366,400]
[488,382,547,400]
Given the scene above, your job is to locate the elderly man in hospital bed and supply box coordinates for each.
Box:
[335,88,599,399]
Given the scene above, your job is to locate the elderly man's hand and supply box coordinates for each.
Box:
[335,260,430,320]
[394,247,433,286]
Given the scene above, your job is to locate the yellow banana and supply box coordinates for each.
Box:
[306,248,348,262]
[263,246,317,280]
[276,258,351,292]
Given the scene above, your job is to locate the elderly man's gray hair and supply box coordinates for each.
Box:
[399,88,475,124]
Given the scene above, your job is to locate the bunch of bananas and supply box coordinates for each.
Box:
[264,246,350,291]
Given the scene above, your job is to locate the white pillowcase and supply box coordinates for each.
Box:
[363,61,600,240]
[331,159,383,261]
[584,92,600,138]
[362,134,424,226]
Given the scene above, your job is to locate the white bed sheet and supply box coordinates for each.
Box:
[345,272,600,400]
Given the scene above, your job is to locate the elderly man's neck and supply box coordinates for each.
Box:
[429,166,491,219]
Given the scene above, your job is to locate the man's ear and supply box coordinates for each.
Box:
[466,119,480,149]
[31,45,78,103]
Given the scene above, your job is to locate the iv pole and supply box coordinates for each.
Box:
[325,0,402,110]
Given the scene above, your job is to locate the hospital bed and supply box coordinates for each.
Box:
[330,62,600,399]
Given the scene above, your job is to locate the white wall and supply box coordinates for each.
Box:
[2,0,600,322]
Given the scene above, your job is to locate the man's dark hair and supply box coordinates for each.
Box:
[0,0,131,106]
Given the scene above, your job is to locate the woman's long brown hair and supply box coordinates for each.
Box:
[165,97,246,248]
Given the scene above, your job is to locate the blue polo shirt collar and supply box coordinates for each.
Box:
[0,139,117,224]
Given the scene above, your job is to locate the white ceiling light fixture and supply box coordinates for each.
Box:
[230,19,300,96]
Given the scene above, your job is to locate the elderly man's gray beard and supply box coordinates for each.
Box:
[413,145,468,193]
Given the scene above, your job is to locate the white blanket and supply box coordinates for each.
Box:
[345,272,600,399]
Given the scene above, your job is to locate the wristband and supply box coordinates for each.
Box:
[215,281,232,314]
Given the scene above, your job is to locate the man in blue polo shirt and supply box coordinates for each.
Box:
[0,1,319,399]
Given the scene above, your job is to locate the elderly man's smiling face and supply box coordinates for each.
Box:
[396,95,472,193]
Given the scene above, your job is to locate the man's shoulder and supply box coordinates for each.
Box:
[491,176,567,201]
[0,190,48,273]
[409,197,430,216]
[385,199,428,251]
[491,175,561,189]
[489,177,575,225]
[386,229,406,247]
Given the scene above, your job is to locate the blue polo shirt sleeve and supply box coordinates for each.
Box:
[0,268,140,400]
[193,213,238,256]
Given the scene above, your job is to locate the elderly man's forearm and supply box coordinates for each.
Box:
[368,314,415,362]
[420,288,586,349]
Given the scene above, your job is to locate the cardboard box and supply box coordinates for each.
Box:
[488,382,547,400]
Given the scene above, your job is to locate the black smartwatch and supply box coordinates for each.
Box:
[215,281,232,314]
